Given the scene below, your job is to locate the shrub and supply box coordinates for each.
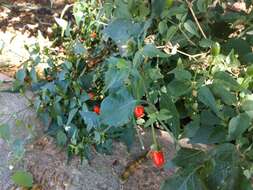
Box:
[14,0,253,189]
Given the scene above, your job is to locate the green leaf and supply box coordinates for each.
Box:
[241,95,253,113]
[133,51,144,66]
[156,109,172,121]
[16,69,26,83]
[100,88,136,126]
[57,116,63,126]
[173,148,207,168]
[184,20,200,38]
[172,67,192,81]
[128,0,149,19]
[30,67,37,83]
[144,114,157,128]
[242,52,253,64]
[119,124,135,149]
[167,79,192,98]
[73,9,84,27]
[184,117,200,138]
[79,111,100,131]
[166,25,178,40]
[199,38,214,48]
[228,113,250,140]
[56,130,67,146]
[67,108,78,125]
[197,0,208,12]
[200,110,220,126]
[131,74,145,99]
[148,68,164,80]
[151,0,165,17]
[207,144,241,190]
[147,89,159,104]
[190,124,227,144]
[12,171,33,187]
[213,71,240,91]
[198,86,219,116]
[104,58,130,92]
[0,123,10,141]
[34,97,41,112]
[142,44,168,58]
[158,21,168,35]
[114,0,132,19]
[165,4,187,18]
[73,41,86,55]
[161,171,207,190]
[223,39,251,60]
[144,109,172,127]
[210,83,237,105]
[103,19,143,45]
[160,92,180,137]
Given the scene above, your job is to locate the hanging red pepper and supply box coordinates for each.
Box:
[150,150,165,168]
[93,105,100,114]
[150,124,165,168]
[134,105,145,118]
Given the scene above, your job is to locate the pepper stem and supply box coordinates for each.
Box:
[151,123,159,150]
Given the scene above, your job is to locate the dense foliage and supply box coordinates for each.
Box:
[13,0,253,189]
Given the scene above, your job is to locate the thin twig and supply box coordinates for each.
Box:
[167,19,197,46]
[191,51,209,58]
[156,45,202,61]
[185,0,207,39]
[179,26,197,46]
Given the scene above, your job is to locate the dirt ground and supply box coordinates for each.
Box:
[0,0,72,77]
[0,0,73,34]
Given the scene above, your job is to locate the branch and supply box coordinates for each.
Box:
[185,0,207,39]
[157,45,207,61]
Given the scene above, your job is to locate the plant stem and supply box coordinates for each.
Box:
[185,0,207,39]
[179,26,197,46]
[136,124,145,150]
[156,45,198,61]
[139,100,178,149]
[151,124,158,150]
[133,118,145,150]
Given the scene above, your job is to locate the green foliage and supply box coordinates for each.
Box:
[14,0,253,189]
[162,144,252,190]
[11,170,33,187]
[100,88,136,126]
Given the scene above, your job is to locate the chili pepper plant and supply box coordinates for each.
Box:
[13,0,253,189]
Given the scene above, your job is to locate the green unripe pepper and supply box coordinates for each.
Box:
[211,42,221,56]
[166,0,174,8]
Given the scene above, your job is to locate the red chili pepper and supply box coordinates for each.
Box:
[151,150,165,168]
[134,105,144,118]
[24,76,30,83]
[88,92,95,100]
[90,32,97,39]
[93,105,100,114]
